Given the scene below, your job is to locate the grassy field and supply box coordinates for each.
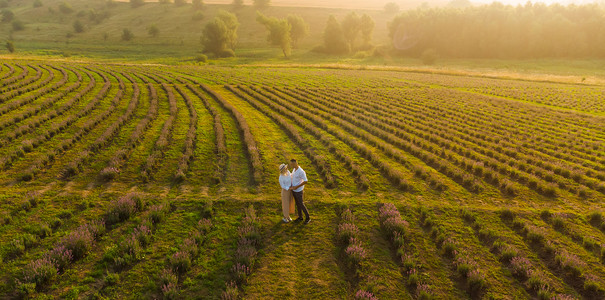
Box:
[0,57,603,299]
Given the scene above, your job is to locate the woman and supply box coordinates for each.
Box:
[279,164,295,223]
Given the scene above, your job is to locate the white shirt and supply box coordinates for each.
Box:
[279,171,292,190]
[291,167,308,192]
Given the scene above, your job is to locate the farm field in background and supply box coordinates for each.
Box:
[0,59,603,299]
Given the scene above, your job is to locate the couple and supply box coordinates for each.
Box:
[279,159,311,224]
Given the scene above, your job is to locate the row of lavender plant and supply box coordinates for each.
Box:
[60,72,140,179]
[0,64,29,87]
[139,82,178,182]
[172,84,199,183]
[198,83,263,186]
[19,71,125,180]
[268,86,415,192]
[0,66,70,121]
[221,205,262,299]
[460,209,575,299]
[6,70,109,180]
[377,203,434,299]
[0,64,55,103]
[335,207,378,300]
[500,209,604,298]
[540,210,605,266]
[0,64,42,94]
[0,62,15,81]
[184,83,227,184]
[418,207,488,298]
[99,76,158,182]
[157,218,212,299]
[5,68,100,142]
[228,84,338,189]
[242,85,372,190]
[14,193,147,296]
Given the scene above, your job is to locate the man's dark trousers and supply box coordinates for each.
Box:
[292,191,309,220]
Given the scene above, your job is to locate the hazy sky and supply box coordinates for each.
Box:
[122,0,602,9]
[200,0,601,9]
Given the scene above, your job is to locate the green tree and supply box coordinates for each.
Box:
[1,9,14,22]
[58,1,74,14]
[359,14,375,47]
[257,12,291,57]
[287,14,309,48]
[12,19,24,31]
[253,0,270,9]
[121,28,134,41]
[322,15,348,54]
[341,12,361,50]
[6,40,14,53]
[73,20,84,33]
[33,0,43,8]
[130,0,144,8]
[201,10,239,57]
[148,24,159,37]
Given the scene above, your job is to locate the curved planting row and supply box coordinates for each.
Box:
[249,85,411,191]
[335,207,376,299]
[0,65,56,104]
[184,83,227,184]
[378,203,435,299]
[140,82,178,182]
[21,72,126,180]
[288,87,484,193]
[221,205,262,299]
[0,67,70,121]
[1,69,107,174]
[198,83,263,186]
[460,209,575,299]
[267,86,431,191]
[500,210,605,299]
[156,218,212,298]
[540,211,605,266]
[0,64,29,87]
[0,65,42,94]
[172,84,199,183]
[418,207,488,298]
[0,63,16,81]
[242,85,372,190]
[100,76,156,182]
[4,69,100,146]
[227,85,338,189]
[13,193,146,297]
[60,73,138,179]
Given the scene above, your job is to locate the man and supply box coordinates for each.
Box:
[289,159,310,224]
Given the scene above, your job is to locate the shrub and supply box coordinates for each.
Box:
[121,28,134,41]
[104,272,119,286]
[22,257,57,286]
[45,246,73,271]
[500,208,515,220]
[337,223,359,245]
[344,238,367,267]
[162,282,179,299]
[355,290,378,300]
[231,262,250,284]
[407,268,419,287]
[509,256,531,279]
[105,193,143,225]
[552,217,565,231]
[169,251,192,274]
[467,269,487,294]
[59,225,95,260]
[441,237,458,258]
[554,250,583,277]
[221,281,239,300]
[417,284,434,299]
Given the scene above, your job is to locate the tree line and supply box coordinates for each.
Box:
[389,2,605,58]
